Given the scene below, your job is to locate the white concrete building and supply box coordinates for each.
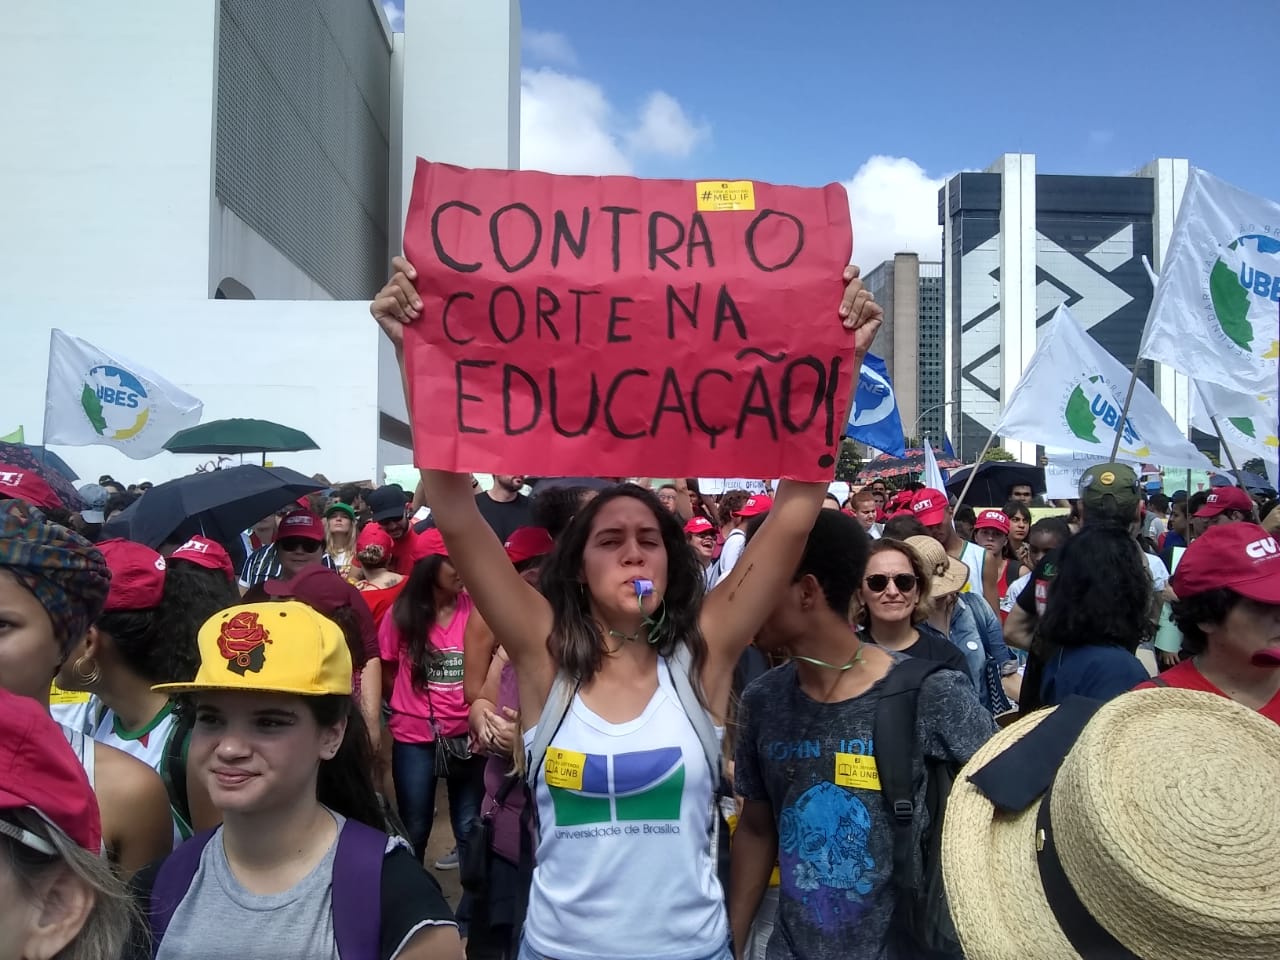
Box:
[1,0,520,485]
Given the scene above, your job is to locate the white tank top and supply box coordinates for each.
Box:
[959,540,986,593]
[523,659,727,960]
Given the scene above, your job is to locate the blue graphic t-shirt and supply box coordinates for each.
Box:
[735,655,994,960]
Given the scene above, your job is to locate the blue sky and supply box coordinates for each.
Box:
[384,0,1278,268]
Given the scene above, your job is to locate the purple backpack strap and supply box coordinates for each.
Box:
[331,819,388,960]
[149,830,218,955]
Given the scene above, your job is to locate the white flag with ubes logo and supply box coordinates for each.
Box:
[995,306,1211,469]
[1139,168,1280,397]
[44,330,204,459]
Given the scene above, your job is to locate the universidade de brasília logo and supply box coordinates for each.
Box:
[1210,233,1280,360]
[1064,375,1151,457]
[80,365,151,440]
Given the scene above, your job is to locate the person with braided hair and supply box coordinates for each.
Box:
[0,500,173,876]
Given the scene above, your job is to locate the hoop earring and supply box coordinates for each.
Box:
[73,654,101,686]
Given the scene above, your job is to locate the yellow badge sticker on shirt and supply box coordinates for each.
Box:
[834,752,881,791]
[696,180,756,212]
[544,748,586,790]
[49,683,90,706]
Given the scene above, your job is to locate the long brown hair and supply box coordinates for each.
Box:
[538,484,709,695]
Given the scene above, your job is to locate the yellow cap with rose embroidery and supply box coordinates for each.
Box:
[153,601,352,696]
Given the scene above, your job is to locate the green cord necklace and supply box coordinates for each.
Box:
[791,641,865,671]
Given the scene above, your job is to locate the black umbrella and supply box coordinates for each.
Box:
[946,462,1046,508]
[1213,469,1275,495]
[101,465,324,549]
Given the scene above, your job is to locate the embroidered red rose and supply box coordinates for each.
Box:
[217,611,271,674]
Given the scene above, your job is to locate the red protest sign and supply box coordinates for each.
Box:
[402,160,854,481]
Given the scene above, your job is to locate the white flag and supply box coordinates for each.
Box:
[44,330,203,459]
[1139,168,1280,396]
[921,437,946,492]
[1191,380,1279,462]
[996,306,1211,469]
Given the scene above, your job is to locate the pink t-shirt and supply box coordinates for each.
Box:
[378,592,473,743]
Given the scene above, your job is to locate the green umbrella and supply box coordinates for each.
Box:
[163,418,319,464]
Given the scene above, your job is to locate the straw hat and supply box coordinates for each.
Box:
[904,535,968,599]
[942,688,1280,960]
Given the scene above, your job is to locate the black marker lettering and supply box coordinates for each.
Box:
[713,285,749,341]
[551,207,590,268]
[432,200,482,273]
[690,369,733,448]
[650,368,693,437]
[455,359,493,434]
[441,291,475,345]
[779,357,826,433]
[648,211,685,270]
[607,296,634,344]
[601,206,640,272]
[745,209,805,273]
[666,283,700,340]
[502,365,542,435]
[735,367,779,440]
[568,289,600,346]
[490,203,542,273]
[604,368,650,440]
[489,286,525,344]
[548,368,599,437]
[686,213,715,268]
[535,287,561,341]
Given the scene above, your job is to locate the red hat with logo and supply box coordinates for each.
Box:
[1193,486,1254,519]
[1172,522,1280,604]
[974,510,1011,535]
[504,527,555,564]
[263,566,376,661]
[0,688,102,854]
[170,535,236,582]
[415,528,448,559]
[684,515,716,536]
[275,510,325,543]
[910,488,949,526]
[736,495,773,518]
[0,464,63,512]
[97,538,167,611]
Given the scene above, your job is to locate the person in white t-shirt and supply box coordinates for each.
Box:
[373,256,884,960]
[713,494,772,589]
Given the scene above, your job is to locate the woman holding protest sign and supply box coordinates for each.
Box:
[372,253,881,960]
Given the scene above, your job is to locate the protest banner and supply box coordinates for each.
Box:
[401,161,855,481]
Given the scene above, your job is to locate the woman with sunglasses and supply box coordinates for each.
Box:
[858,540,972,677]
[274,510,331,581]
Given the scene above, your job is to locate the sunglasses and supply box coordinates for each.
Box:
[278,538,322,553]
[865,573,918,593]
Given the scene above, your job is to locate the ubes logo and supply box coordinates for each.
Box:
[80,365,151,440]
[1063,375,1151,456]
[1209,233,1280,361]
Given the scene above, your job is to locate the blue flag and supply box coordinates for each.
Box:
[846,353,905,457]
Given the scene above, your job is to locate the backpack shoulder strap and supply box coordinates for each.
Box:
[149,829,217,953]
[666,644,721,782]
[874,657,947,894]
[331,819,387,960]
[526,672,578,787]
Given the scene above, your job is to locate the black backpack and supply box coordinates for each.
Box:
[874,657,963,958]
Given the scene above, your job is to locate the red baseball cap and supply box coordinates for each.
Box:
[355,521,395,559]
[504,526,555,564]
[684,516,716,536]
[415,528,448,559]
[0,464,63,512]
[264,566,376,658]
[0,688,102,853]
[736,495,773,518]
[275,510,325,543]
[1193,486,1253,519]
[1172,522,1280,603]
[910,488,949,526]
[170,535,235,582]
[97,538,167,611]
[974,510,1011,535]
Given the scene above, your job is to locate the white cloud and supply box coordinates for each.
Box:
[626,92,709,159]
[523,28,577,67]
[843,156,949,270]
[381,0,403,32]
[520,69,708,175]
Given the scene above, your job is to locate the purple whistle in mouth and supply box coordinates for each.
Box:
[633,579,654,597]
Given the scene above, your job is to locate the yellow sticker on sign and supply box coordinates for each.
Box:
[49,683,90,706]
[544,748,586,790]
[696,180,756,212]
[834,752,881,791]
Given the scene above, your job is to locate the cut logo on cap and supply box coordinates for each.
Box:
[1246,537,1279,561]
[217,611,272,675]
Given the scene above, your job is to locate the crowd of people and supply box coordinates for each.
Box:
[0,258,1278,959]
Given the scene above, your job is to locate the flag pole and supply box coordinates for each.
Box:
[953,426,998,508]
[1208,416,1249,491]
